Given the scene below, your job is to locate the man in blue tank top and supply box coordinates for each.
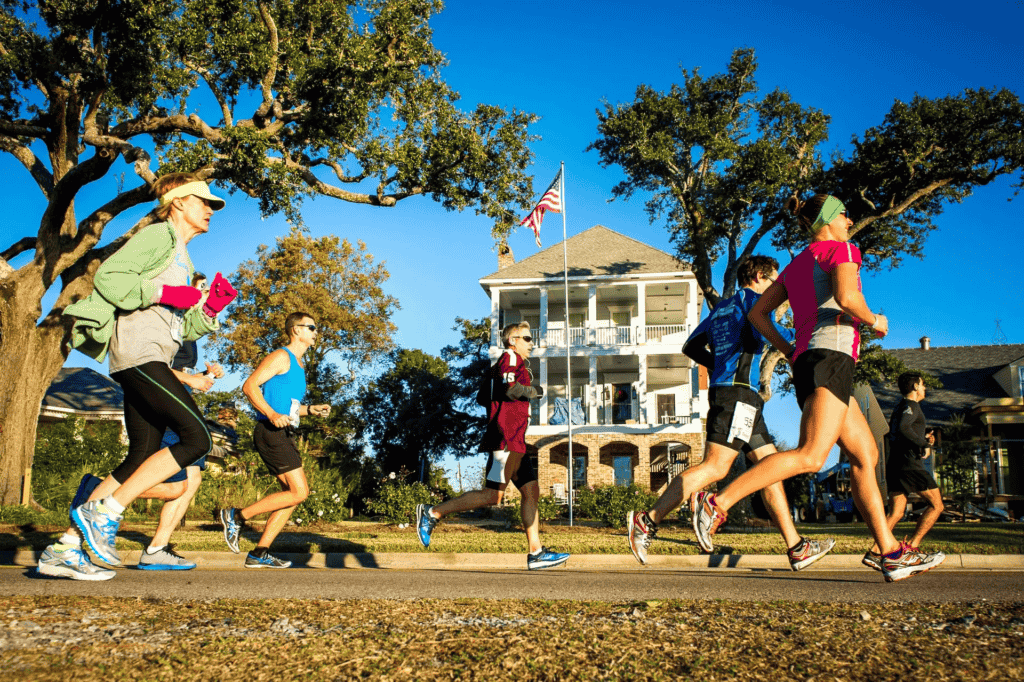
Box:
[218,312,331,568]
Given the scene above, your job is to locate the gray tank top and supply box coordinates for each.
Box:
[108,238,192,373]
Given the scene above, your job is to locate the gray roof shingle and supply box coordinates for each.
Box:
[44,368,124,413]
[871,344,1024,425]
[481,225,692,282]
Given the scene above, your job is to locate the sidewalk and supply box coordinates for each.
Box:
[5,549,1024,571]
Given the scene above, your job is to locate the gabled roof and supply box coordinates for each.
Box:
[481,225,692,283]
[43,368,124,413]
[871,344,1024,425]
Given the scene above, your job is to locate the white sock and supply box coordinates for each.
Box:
[103,496,126,515]
[58,532,81,547]
[146,544,165,555]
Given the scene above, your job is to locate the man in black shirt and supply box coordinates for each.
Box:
[866,373,944,566]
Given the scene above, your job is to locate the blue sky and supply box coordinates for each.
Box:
[4,0,1023,479]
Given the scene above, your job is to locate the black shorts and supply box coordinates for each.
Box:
[886,457,938,495]
[483,450,538,491]
[705,386,774,453]
[793,349,855,410]
[253,421,303,476]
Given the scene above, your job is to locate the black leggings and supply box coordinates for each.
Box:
[110,361,212,484]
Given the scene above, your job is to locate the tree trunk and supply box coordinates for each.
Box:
[0,276,70,505]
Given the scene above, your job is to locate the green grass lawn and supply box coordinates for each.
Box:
[4,517,1022,555]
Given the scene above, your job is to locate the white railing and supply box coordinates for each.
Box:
[646,324,688,343]
[544,327,586,347]
[593,326,633,345]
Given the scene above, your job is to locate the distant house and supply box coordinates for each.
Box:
[40,367,125,429]
[479,225,710,499]
[871,337,1024,511]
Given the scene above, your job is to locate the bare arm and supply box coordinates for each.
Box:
[748,281,796,360]
[242,349,291,427]
[172,367,214,392]
[833,262,888,336]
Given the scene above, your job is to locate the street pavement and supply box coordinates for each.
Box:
[3,551,1022,602]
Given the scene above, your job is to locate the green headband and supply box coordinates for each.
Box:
[809,196,846,233]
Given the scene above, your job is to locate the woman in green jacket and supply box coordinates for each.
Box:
[38,173,237,581]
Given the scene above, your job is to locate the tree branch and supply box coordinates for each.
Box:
[849,178,954,238]
[1,237,37,262]
[0,134,54,197]
[184,60,233,126]
[255,1,281,116]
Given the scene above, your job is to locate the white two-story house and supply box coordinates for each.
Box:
[480,225,710,498]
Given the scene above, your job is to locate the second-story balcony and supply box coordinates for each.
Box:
[541,324,689,347]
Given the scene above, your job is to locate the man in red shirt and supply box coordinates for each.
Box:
[416,322,569,570]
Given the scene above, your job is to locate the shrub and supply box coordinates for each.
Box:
[363,466,450,524]
[576,484,659,529]
[495,494,563,528]
[32,417,126,512]
[572,486,600,520]
[295,454,360,525]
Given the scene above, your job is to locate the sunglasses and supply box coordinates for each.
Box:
[512,335,533,343]
[296,324,317,332]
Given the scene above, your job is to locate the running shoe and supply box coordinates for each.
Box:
[244,551,292,568]
[218,507,241,553]
[36,544,115,581]
[787,536,836,571]
[527,547,570,570]
[627,510,657,565]
[70,500,122,567]
[862,549,883,572]
[881,543,946,583]
[70,473,102,517]
[415,503,439,549]
[691,491,727,553]
[137,545,197,571]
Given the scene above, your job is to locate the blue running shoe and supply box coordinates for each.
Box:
[415,504,439,548]
[218,507,241,553]
[244,551,292,568]
[527,547,570,570]
[70,473,102,517]
[70,500,122,567]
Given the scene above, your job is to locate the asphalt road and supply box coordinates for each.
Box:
[4,566,1022,603]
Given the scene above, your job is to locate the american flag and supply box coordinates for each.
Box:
[520,169,562,248]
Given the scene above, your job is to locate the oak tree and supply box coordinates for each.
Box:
[0,0,538,504]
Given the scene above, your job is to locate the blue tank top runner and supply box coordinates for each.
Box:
[258,347,307,420]
[685,288,795,389]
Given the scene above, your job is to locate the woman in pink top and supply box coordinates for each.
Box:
[690,194,944,582]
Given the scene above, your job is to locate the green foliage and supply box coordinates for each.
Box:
[495,493,563,528]
[571,484,659,529]
[207,229,399,404]
[359,348,478,474]
[294,453,360,525]
[936,413,979,520]
[362,466,453,524]
[31,417,126,512]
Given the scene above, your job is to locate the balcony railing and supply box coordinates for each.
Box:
[645,324,688,343]
[544,327,586,347]
[593,326,633,345]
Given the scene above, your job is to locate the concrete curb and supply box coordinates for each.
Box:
[4,549,1024,572]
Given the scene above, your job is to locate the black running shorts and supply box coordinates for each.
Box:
[705,386,774,453]
[793,349,855,410]
[253,420,303,476]
[483,450,538,491]
[886,456,939,495]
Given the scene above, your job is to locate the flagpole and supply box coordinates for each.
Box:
[559,160,573,527]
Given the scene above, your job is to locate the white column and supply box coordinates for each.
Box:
[589,356,598,425]
[636,282,646,344]
[539,287,549,348]
[686,280,700,336]
[490,287,501,347]
[539,357,549,425]
[637,353,648,425]
[588,284,597,345]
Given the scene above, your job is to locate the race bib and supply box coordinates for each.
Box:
[169,311,184,344]
[727,401,758,444]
